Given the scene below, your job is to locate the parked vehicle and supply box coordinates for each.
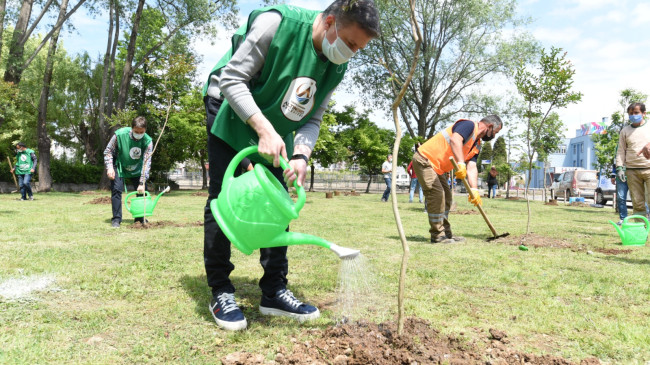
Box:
[595,170,616,205]
[550,169,598,200]
[395,168,410,191]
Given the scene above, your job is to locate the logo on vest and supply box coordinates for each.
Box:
[281,77,317,122]
[129,147,142,160]
[20,155,27,161]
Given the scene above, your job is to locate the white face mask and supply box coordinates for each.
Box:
[321,22,355,65]
[133,132,145,140]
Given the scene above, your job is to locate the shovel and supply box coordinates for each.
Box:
[6,156,19,193]
[449,156,509,241]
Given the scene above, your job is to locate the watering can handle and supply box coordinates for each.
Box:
[225,146,306,212]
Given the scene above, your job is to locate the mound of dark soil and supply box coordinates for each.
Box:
[221,318,600,365]
[596,248,633,255]
[85,196,111,204]
[191,191,208,197]
[545,200,558,206]
[492,233,573,249]
[128,220,203,229]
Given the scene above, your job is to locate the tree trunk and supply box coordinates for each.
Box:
[0,0,7,62]
[78,121,97,165]
[3,0,34,84]
[36,0,69,192]
[309,164,315,192]
[98,0,120,190]
[366,175,372,193]
[115,0,145,112]
[200,150,208,190]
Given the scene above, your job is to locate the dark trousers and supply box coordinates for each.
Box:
[203,96,288,297]
[110,174,145,223]
[18,174,33,199]
[382,177,391,201]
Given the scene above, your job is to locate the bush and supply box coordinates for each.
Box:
[50,159,103,184]
[0,161,13,183]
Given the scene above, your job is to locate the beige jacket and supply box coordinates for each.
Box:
[616,120,650,169]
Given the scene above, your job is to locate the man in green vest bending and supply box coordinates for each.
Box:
[202,0,380,331]
[10,142,37,201]
[104,116,153,228]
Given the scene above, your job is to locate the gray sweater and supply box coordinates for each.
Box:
[206,10,332,151]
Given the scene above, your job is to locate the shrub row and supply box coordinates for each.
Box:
[0,159,103,185]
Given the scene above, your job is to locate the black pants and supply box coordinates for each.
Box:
[110,174,146,223]
[203,96,288,297]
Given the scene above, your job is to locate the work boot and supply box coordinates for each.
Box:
[431,236,455,244]
[259,289,320,322]
[445,232,465,242]
[111,220,120,228]
[209,292,247,331]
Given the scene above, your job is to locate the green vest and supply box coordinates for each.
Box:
[114,127,152,178]
[204,5,347,161]
[15,148,35,175]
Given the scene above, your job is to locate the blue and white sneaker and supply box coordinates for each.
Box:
[259,289,320,322]
[209,292,247,331]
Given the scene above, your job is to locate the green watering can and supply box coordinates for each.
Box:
[124,187,170,219]
[210,146,360,259]
[609,215,649,246]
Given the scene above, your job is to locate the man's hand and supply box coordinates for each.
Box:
[248,113,287,167]
[284,158,307,188]
[468,188,482,207]
[455,162,467,180]
[617,167,626,182]
[137,184,145,194]
[107,167,115,180]
[637,143,650,159]
[30,168,34,173]
[10,167,14,173]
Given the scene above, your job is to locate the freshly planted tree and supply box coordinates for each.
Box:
[515,47,582,233]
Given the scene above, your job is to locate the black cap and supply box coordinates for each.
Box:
[16,142,26,148]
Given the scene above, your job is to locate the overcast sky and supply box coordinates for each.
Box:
[59,0,650,138]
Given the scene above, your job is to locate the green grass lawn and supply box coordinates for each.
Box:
[1,190,649,363]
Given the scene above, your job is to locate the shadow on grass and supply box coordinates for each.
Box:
[0,210,17,214]
[179,274,316,325]
[598,255,650,265]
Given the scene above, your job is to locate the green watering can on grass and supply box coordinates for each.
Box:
[609,215,649,246]
[210,146,359,259]
[124,187,171,218]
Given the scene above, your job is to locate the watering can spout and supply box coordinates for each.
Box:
[153,186,170,207]
[609,220,624,240]
[268,232,360,260]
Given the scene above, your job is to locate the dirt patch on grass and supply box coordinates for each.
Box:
[506,197,523,200]
[452,209,479,215]
[492,233,574,249]
[222,318,599,365]
[545,200,558,206]
[191,191,208,197]
[595,248,633,255]
[128,220,203,229]
[344,191,361,196]
[85,196,111,204]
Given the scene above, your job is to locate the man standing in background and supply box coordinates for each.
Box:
[10,142,37,201]
[381,154,392,202]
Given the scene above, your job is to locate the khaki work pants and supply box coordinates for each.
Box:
[625,168,650,216]
[411,151,452,240]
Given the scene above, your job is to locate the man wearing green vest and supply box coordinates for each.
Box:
[104,116,153,228]
[202,0,380,331]
[10,142,37,201]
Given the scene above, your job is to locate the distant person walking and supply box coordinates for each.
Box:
[381,154,393,202]
[10,142,37,201]
[104,116,153,228]
[616,102,650,218]
[487,166,498,198]
[407,144,423,203]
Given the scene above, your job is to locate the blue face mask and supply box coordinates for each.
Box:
[630,114,643,124]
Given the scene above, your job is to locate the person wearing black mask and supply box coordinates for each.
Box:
[410,115,503,244]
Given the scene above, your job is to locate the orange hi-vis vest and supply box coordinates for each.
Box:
[418,119,481,175]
